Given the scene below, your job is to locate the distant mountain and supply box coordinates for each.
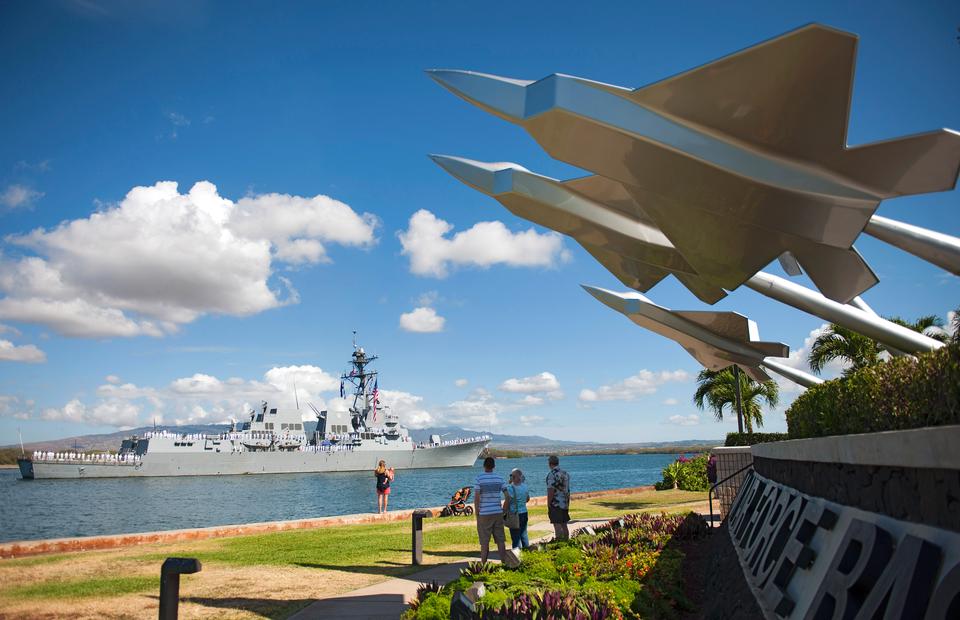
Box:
[6,422,722,454]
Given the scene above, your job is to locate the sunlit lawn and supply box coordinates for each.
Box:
[0,487,708,618]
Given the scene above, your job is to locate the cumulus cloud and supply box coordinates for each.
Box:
[1,184,43,210]
[442,391,504,429]
[0,339,45,363]
[0,395,34,419]
[398,209,568,278]
[772,324,847,394]
[42,398,141,428]
[662,398,679,406]
[454,378,468,388]
[666,414,700,426]
[519,414,545,427]
[579,369,689,402]
[0,181,377,338]
[380,389,434,429]
[400,306,446,333]
[499,371,563,403]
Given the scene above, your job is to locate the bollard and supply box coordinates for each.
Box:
[159,557,201,620]
[412,509,433,565]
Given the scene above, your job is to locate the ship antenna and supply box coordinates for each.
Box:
[294,378,300,411]
[18,427,24,457]
[352,330,357,350]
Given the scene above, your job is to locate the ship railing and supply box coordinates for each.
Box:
[30,451,142,466]
[423,434,490,449]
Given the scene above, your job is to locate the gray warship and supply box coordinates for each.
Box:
[18,342,489,479]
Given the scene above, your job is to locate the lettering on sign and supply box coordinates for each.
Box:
[726,471,960,619]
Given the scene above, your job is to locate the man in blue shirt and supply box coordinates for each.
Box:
[474,456,508,562]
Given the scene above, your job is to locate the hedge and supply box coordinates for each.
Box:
[724,432,789,446]
[654,454,709,491]
[785,344,960,439]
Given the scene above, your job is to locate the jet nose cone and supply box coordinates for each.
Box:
[426,69,531,122]
[429,154,528,195]
[581,285,648,314]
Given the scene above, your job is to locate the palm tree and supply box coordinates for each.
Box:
[887,315,950,343]
[693,366,779,433]
[807,323,882,376]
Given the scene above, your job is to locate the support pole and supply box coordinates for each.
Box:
[159,558,201,620]
[760,358,824,389]
[864,215,960,276]
[745,272,944,354]
[732,365,744,434]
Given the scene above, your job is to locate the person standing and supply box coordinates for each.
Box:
[545,455,571,540]
[474,456,508,562]
[504,468,530,549]
[374,460,394,514]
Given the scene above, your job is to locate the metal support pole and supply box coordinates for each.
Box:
[159,557,201,620]
[732,365,744,434]
[759,358,824,389]
[412,509,432,565]
[864,215,960,276]
[746,272,944,354]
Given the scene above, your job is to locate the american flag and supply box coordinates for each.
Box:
[372,378,379,421]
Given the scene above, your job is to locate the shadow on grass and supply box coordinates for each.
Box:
[293,561,414,577]
[162,595,314,620]
[593,500,658,511]
[385,548,480,559]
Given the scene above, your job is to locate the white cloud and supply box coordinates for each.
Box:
[105,375,120,384]
[519,414,545,427]
[442,392,504,429]
[579,369,689,402]
[454,378,468,388]
[0,395,33,419]
[41,398,141,428]
[398,209,568,278]
[499,371,560,394]
[0,323,20,336]
[662,398,679,406]
[0,181,377,338]
[0,339,46,363]
[773,324,847,394]
[518,395,545,406]
[379,389,434,429]
[1,184,43,210]
[399,306,446,333]
[666,414,700,426]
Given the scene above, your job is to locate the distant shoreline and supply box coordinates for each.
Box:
[487,444,718,459]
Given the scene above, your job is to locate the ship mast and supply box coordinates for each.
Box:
[342,332,378,432]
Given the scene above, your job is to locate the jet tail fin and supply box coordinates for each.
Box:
[789,242,878,303]
[829,129,960,198]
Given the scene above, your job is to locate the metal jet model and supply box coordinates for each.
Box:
[429,24,960,304]
[429,154,727,304]
[582,285,823,389]
[431,154,945,354]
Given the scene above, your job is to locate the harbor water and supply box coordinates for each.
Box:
[0,453,682,543]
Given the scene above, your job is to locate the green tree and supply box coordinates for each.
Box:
[807,323,882,376]
[692,366,779,433]
[887,315,950,343]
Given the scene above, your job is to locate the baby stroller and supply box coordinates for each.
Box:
[440,486,474,517]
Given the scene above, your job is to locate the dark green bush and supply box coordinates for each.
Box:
[724,432,789,446]
[785,344,960,439]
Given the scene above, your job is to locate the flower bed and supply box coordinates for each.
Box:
[404,512,710,619]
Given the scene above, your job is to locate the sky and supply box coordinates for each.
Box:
[1,0,958,445]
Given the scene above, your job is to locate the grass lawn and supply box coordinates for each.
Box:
[0,487,707,619]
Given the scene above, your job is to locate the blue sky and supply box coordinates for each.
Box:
[1,0,958,444]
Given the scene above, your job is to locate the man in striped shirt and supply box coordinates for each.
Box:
[474,456,508,563]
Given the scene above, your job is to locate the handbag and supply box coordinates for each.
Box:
[504,486,521,529]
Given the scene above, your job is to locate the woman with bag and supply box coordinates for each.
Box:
[374,460,395,514]
[503,468,530,549]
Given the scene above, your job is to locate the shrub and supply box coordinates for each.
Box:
[723,432,789,446]
[655,454,709,492]
[785,344,960,439]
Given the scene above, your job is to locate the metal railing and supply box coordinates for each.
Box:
[708,462,754,528]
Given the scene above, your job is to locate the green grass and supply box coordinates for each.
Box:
[5,575,158,600]
[0,554,72,568]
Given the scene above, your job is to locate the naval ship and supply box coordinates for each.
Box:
[17,343,489,479]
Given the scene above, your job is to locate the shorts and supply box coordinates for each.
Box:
[476,513,505,550]
[548,505,570,524]
[377,487,391,496]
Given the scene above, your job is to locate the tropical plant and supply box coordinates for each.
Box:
[692,366,779,433]
[807,323,882,376]
[887,314,951,343]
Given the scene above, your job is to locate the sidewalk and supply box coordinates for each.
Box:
[289,518,612,620]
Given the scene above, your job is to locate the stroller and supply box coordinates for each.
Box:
[440,486,474,517]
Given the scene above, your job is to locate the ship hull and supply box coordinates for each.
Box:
[20,441,487,479]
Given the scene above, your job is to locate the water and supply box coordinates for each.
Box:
[0,453,679,543]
